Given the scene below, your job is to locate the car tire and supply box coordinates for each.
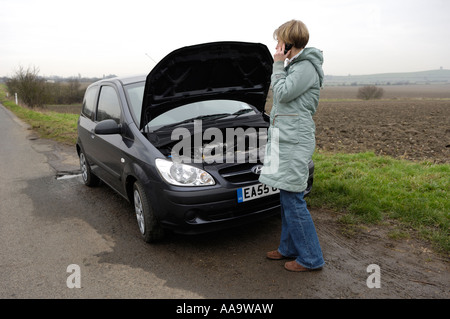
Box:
[79,150,100,187]
[133,181,164,243]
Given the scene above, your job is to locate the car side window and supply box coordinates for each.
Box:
[96,86,121,123]
[81,86,97,119]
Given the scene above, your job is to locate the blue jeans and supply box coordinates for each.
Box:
[278,190,325,269]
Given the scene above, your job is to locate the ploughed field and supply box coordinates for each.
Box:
[315,85,449,164]
[315,99,449,164]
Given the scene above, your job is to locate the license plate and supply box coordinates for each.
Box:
[237,183,279,203]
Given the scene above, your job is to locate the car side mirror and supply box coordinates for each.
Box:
[94,119,122,135]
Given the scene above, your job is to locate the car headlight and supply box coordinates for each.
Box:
[155,158,215,186]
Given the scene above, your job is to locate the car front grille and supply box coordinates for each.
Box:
[218,162,262,184]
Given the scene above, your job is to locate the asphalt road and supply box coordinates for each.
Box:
[1,103,448,301]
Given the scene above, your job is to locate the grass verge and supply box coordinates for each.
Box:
[0,85,78,145]
[309,151,449,253]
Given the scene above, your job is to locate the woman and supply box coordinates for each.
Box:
[259,19,325,272]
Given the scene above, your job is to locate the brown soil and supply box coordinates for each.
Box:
[315,99,450,163]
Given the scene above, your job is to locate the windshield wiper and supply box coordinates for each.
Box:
[150,110,255,132]
[231,108,254,117]
[152,113,232,132]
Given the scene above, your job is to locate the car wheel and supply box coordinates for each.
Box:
[133,182,164,243]
[79,150,100,186]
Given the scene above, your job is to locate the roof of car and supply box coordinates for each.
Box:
[118,75,146,85]
[90,74,146,87]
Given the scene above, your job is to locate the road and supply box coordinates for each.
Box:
[0,103,448,300]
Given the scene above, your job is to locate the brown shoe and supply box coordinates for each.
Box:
[284,260,321,272]
[266,250,287,260]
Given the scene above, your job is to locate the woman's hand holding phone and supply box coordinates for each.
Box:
[274,43,289,62]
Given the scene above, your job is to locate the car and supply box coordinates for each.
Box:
[76,41,314,242]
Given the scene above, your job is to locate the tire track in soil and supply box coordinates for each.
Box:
[314,210,449,298]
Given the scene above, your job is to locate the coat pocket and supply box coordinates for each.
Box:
[272,114,300,144]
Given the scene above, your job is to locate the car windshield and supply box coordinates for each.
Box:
[124,82,258,130]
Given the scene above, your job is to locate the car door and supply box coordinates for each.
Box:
[90,84,125,192]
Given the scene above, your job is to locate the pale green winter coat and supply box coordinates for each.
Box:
[259,47,324,192]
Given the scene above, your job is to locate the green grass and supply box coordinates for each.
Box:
[1,84,449,253]
[309,151,449,253]
[0,85,78,145]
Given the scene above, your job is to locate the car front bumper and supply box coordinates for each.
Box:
[155,185,280,234]
[151,164,313,235]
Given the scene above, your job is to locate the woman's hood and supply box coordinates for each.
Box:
[297,47,324,87]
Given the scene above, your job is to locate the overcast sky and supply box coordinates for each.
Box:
[1,0,449,78]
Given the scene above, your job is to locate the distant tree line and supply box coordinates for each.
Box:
[5,66,84,108]
[45,78,85,105]
[4,66,116,108]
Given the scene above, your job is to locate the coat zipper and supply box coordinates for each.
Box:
[272,114,298,126]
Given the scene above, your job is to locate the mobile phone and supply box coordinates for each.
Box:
[284,43,293,55]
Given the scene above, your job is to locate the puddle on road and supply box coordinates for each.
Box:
[55,170,82,180]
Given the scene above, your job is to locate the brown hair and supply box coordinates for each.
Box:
[273,19,309,49]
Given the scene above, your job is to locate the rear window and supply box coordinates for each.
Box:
[81,86,97,119]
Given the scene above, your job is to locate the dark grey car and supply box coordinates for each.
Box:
[76,42,314,242]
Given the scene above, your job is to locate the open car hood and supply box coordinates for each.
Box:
[140,41,273,130]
